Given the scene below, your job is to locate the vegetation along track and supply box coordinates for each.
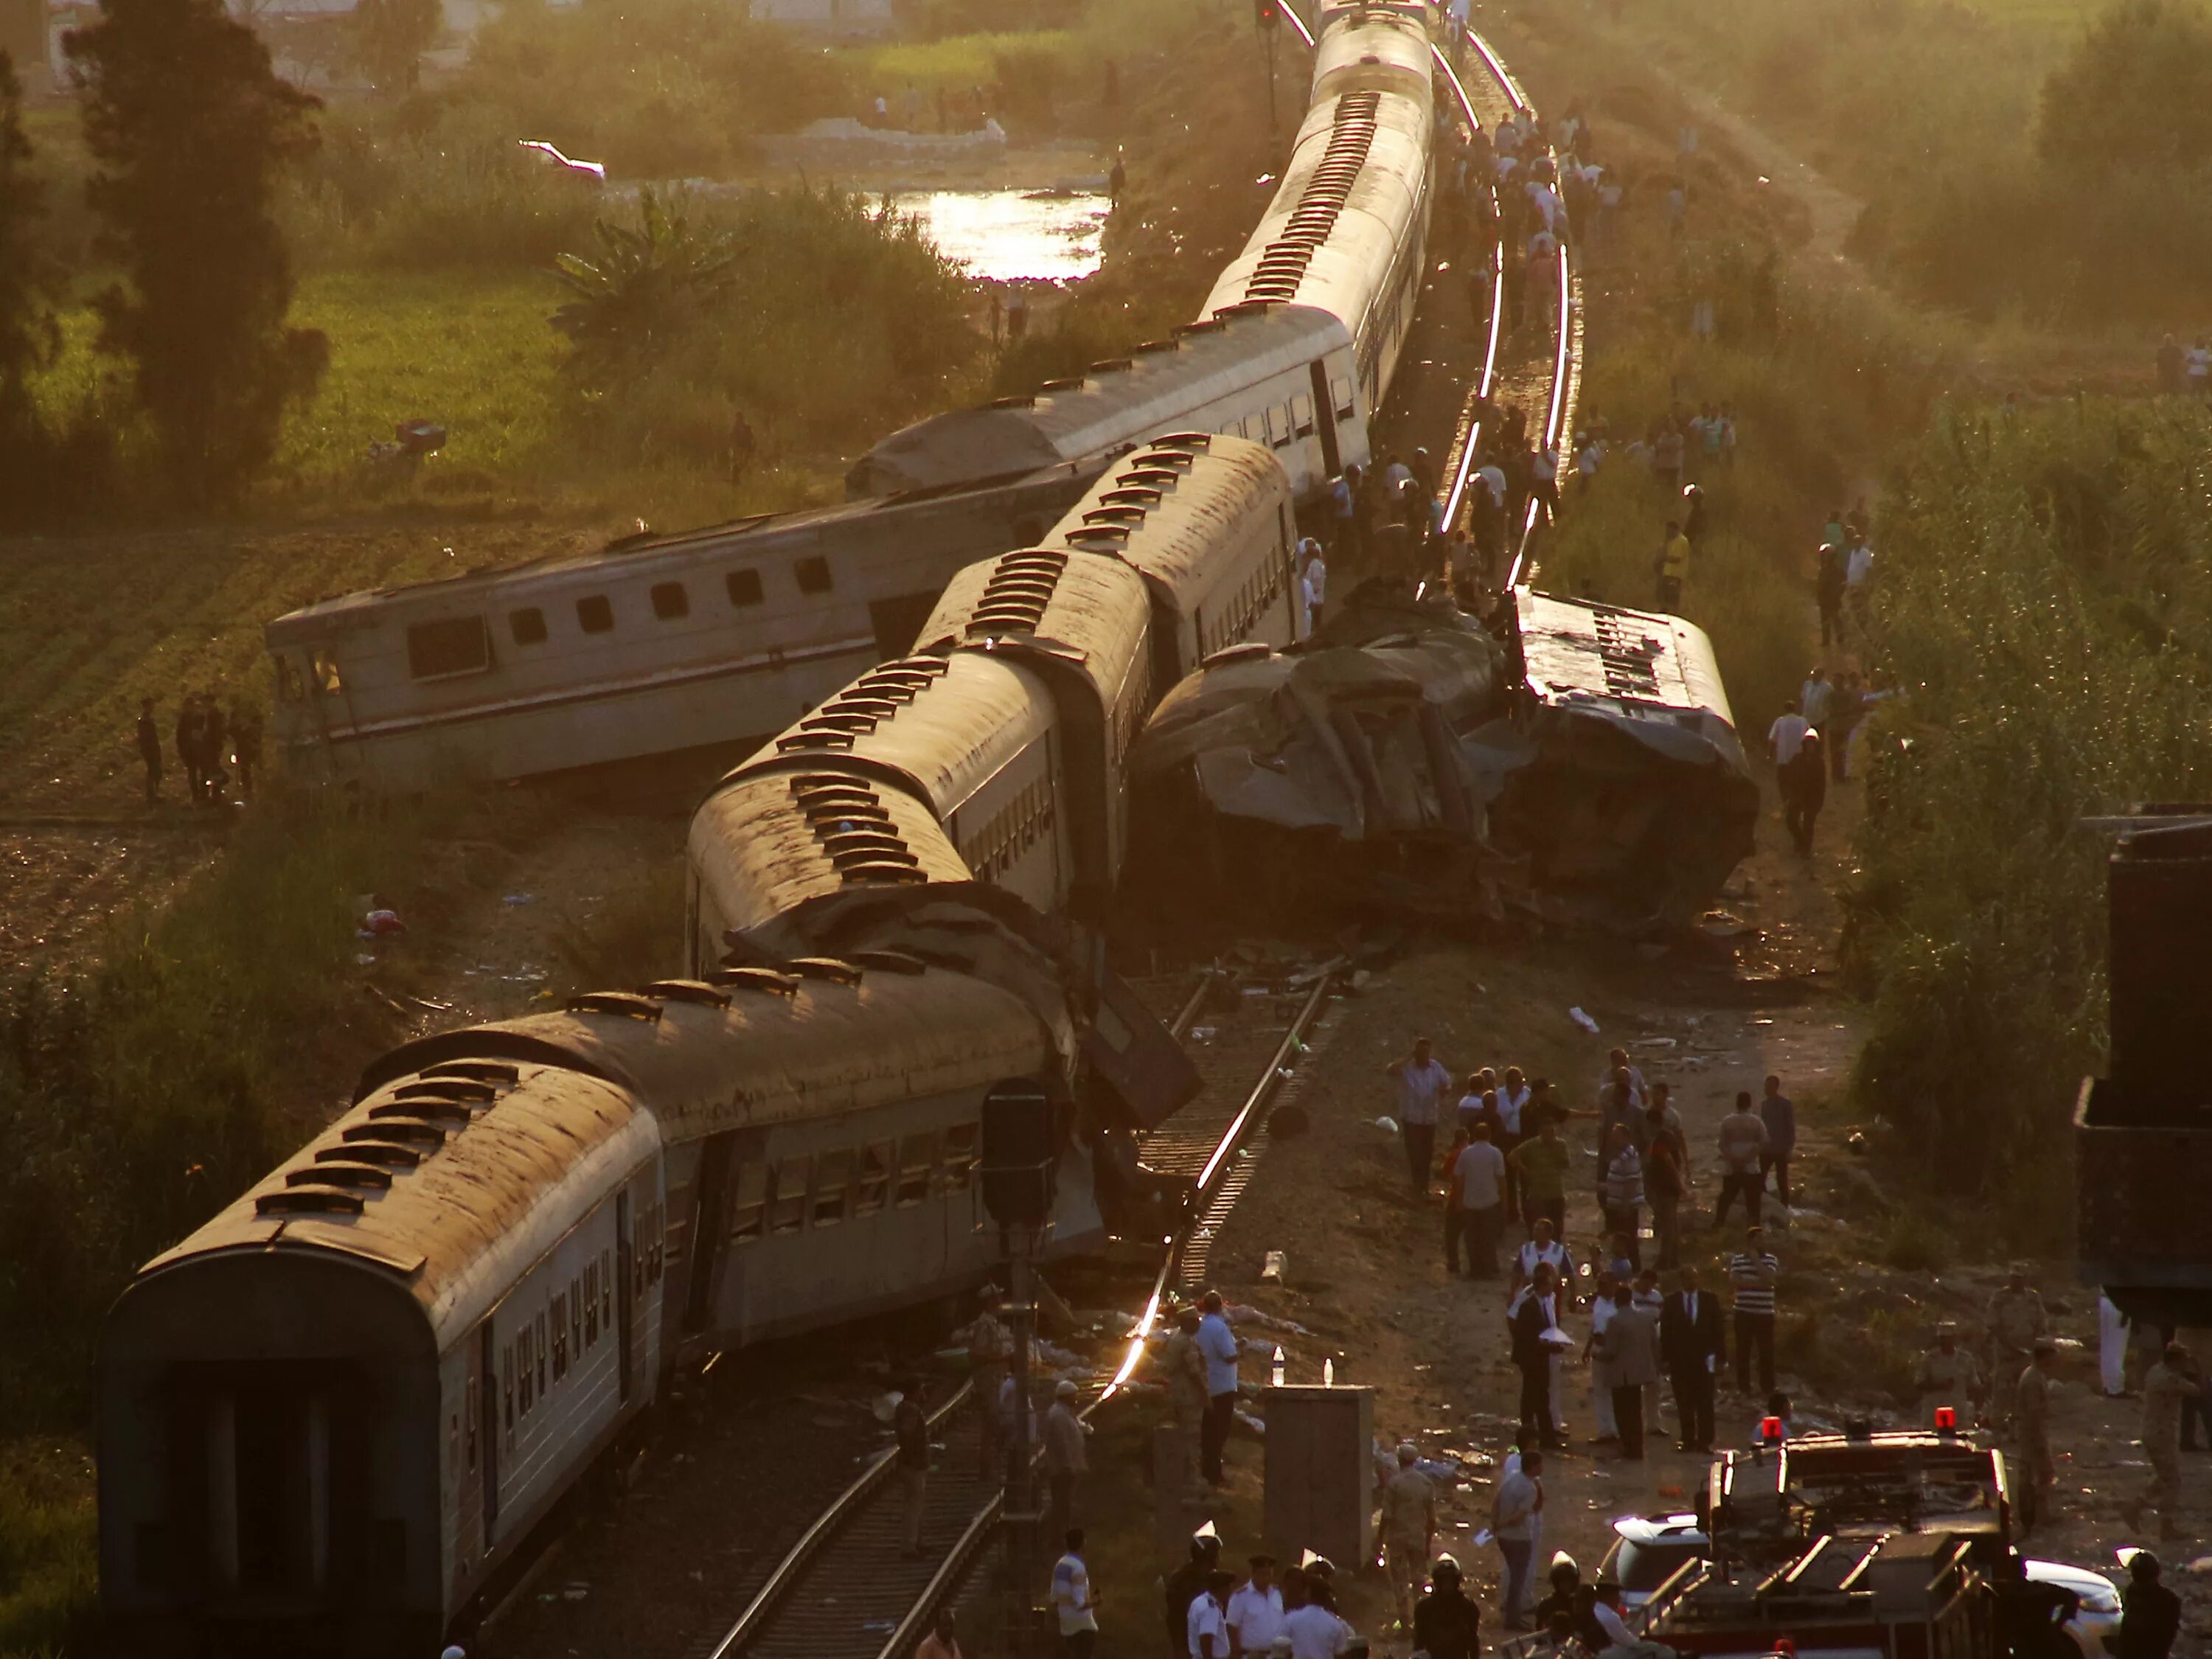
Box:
[690,963,1345,1659]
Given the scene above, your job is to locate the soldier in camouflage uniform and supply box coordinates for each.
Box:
[1916,1322,1986,1427]
[2129,1343,2197,1543]
[1988,1267,2048,1425]
[2011,1338,2059,1537]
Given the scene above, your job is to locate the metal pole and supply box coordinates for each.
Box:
[1004,1227,1040,1655]
[1265,24,1279,136]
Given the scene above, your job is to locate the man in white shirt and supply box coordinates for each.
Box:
[1512,1217,1573,1293]
[1283,1593,1353,1659]
[1385,1038,1453,1194]
[1590,1582,1669,1659]
[1298,539,1327,634]
[1053,1528,1100,1658]
[1225,1556,1287,1658]
[1195,1292,1240,1486]
[1189,1570,1237,1659]
[1846,535,1874,588]
[1768,700,1809,771]
[1800,666,1834,731]
[1452,1124,1508,1278]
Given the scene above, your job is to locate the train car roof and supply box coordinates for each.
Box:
[1053,435,1290,610]
[261,462,1095,644]
[1515,586,1741,735]
[849,306,1350,497]
[690,766,979,938]
[734,648,1054,815]
[913,539,1154,666]
[137,967,1051,1336]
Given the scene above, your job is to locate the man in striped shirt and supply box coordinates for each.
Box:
[1728,1228,1780,1395]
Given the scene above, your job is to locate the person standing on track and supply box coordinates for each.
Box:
[1044,1379,1090,1540]
[894,1373,931,1559]
[1196,1291,1241,1488]
[1385,1039,1453,1195]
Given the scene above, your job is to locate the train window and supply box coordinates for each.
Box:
[536,1312,548,1397]
[576,594,615,634]
[510,606,548,645]
[313,649,344,695]
[450,1410,459,1472]
[855,1141,891,1215]
[731,1160,768,1242]
[1332,376,1355,419]
[726,569,764,607]
[465,1379,477,1469]
[813,1150,853,1226]
[407,616,493,680]
[518,1330,532,1415]
[651,581,690,620]
[895,1132,938,1207]
[770,1157,811,1234]
[552,1294,567,1380]
[600,1248,613,1330]
[276,655,306,702]
[793,556,834,595]
[943,1122,979,1189]
[584,1263,599,1344]
[648,1201,664,1283]
[1271,406,1295,450]
[503,1347,515,1430]
[1291,394,1315,437]
[571,1276,583,1357]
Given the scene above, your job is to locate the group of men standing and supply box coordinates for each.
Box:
[137,692,260,807]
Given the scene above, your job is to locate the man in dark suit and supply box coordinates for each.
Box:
[1662,1265,1725,1452]
[1510,1262,1568,1451]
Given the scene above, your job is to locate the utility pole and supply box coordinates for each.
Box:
[1256,0,1279,136]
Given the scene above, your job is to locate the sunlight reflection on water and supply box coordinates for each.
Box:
[890,189,1109,283]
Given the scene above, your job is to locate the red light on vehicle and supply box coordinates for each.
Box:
[1775,1641,1798,1658]
[1759,1415,1784,1443]
[1933,1405,1958,1432]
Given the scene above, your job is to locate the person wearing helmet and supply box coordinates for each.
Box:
[2119,1551,2182,1659]
[441,1648,467,1659]
[1413,1554,1479,1659]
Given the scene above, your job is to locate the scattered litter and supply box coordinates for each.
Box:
[1228,1304,1310,1335]
[861,1621,897,1633]
[406,994,454,1014]
[2185,1556,2212,1574]
[1234,1408,1267,1437]
[502,893,535,905]
[1242,986,1272,998]
[355,953,377,967]
[1568,1006,1600,1035]
[1190,1026,1217,1041]
[1377,1115,1400,1134]
[358,908,405,938]
[1261,1250,1287,1283]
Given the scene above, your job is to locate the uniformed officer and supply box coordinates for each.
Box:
[1916,1322,1986,1427]
[1163,1306,1208,1430]
[2128,1343,2197,1543]
[1380,1441,1436,1629]
[2012,1338,2059,1536]
[1988,1267,2048,1424]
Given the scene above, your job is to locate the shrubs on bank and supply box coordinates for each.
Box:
[1845,399,2212,1223]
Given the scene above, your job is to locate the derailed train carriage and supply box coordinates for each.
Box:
[100,954,1110,1656]
[846,4,1436,504]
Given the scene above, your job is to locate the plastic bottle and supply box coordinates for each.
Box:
[1323,1357,1335,1387]
[1271,1346,1286,1388]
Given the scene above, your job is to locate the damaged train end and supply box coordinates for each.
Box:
[2077,810,2212,1329]
[1123,580,1506,925]
[1489,589,1759,936]
[1119,583,1758,937]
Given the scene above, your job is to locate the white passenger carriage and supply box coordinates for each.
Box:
[848,7,1438,508]
[261,465,1098,793]
[101,962,1099,1656]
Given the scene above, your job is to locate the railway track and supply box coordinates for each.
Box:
[692,963,1343,1659]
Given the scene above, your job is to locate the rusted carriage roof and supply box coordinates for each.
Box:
[1054,435,1288,616]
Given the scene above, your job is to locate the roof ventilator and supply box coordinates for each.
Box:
[257,1186,366,1217]
[642,979,734,1009]
[708,966,802,996]
[788,775,929,890]
[566,991,665,1023]
[787,956,866,985]
[1239,91,1380,305]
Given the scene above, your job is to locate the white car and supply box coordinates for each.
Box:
[1596,1513,2122,1655]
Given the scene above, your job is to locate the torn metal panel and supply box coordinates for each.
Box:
[1491,589,1758,934]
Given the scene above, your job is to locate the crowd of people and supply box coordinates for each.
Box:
[135,692,262,808]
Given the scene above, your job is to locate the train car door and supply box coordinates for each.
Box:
[682,1133,737,1334]
[1308,360,1342,479]
[477,1322,499,1542]
[616,1191,635,1404]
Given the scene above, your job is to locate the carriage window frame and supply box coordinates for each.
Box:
[509,606,549,646]
[855,1141,892,1216]
[793,556,834,595]
[731,1159,769,1242]
[406,616,493,681]
[769,1156,812,1234]
[813,1149,855,1226]
[896,1132,939,1207]
[576,594,616,634]
[726,569,765,607]
[942,1122,979,1190]
[650,582,690,621]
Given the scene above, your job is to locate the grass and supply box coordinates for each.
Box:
[0,1440,97,1659]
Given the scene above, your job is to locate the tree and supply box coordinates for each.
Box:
[65,0,327,504]
[0,49,57,442]
[2035,0,2212,173]
[350,0,439,94]
[551,188,736,389]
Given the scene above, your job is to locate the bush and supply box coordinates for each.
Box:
[1843,400,2212,1215]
